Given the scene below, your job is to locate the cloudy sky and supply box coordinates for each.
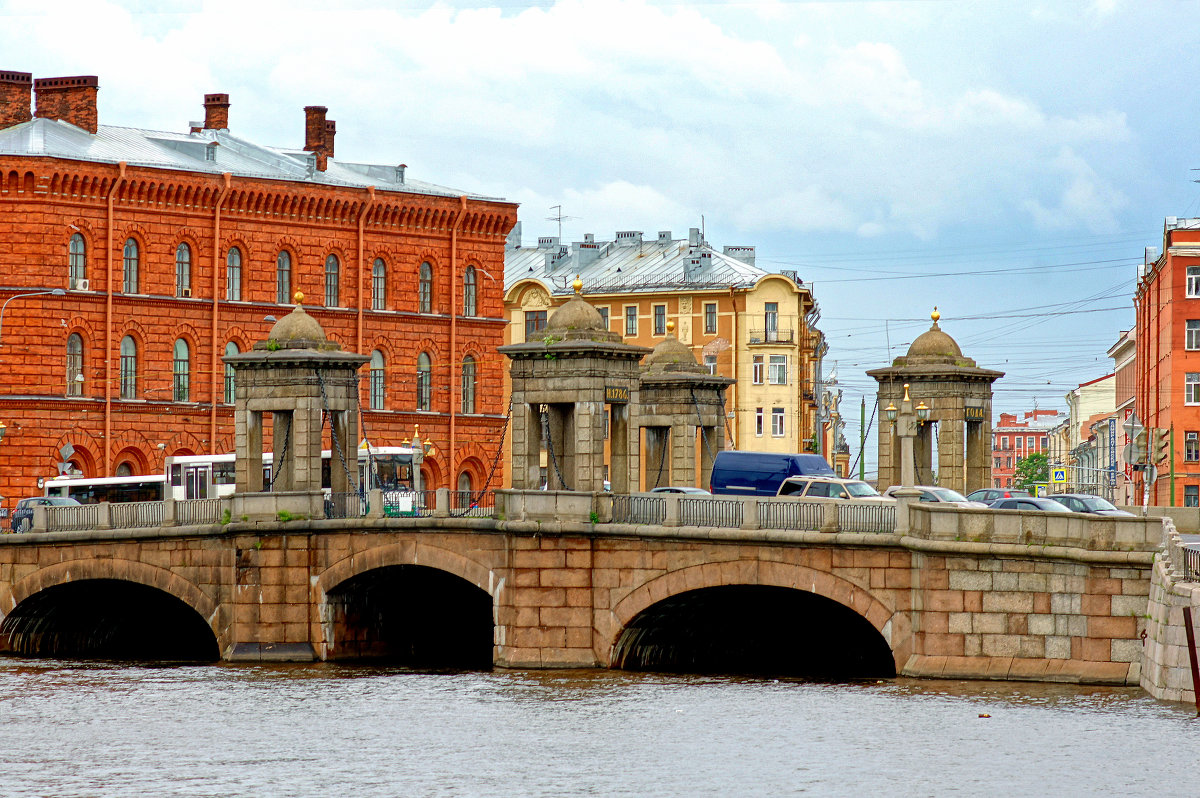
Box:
[4,0,1198,472]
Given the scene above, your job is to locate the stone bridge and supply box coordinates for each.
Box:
[0,491,1167,685]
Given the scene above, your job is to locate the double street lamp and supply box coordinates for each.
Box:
[885,383,930,488]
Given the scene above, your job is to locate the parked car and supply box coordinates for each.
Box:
[989,497,1072,513]
[10,496,81,533]
[966,488,1031,505]
[776,476,893,501]
[1050,494,1135,517]
[709,451,836,496]
[649,486,711,495]
[882,486,989,508]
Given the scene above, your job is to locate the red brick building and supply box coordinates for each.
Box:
[0,70,517,508]
[1134,219,1200,506]
[990,409,1058,489]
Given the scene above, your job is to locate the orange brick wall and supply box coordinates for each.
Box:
[0,157,517,507]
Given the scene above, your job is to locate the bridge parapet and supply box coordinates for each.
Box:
[1141,519,1200,705]
[905,503,1164,553]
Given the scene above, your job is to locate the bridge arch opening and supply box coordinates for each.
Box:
[0,579,218,662]
[612,585,895,679]
[325,565,492,669]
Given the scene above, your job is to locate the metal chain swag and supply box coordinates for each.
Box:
[540,403,572,491]
[689,385,718,466]
[450,392,515,518]
[316,370,361,505]
[268,413,291,489]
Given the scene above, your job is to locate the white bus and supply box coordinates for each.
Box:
[43,473,167,503]
[164,445,418,500]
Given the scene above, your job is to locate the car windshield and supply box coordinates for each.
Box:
[1039,499,1071,512]
[1076,496,1118,511]
[845,482,880,497]
[929,488,969,502]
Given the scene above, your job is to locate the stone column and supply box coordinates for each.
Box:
[240,410,264,492]
[610,404,632,493]
[644,426,669,489]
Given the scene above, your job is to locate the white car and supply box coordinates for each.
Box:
[883,486,989,508]
[776,477,893,501]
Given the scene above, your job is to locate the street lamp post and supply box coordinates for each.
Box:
[0,288,67,346]
[886,383,930,488]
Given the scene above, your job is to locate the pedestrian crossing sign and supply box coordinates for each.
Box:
[1051,468,1067,484]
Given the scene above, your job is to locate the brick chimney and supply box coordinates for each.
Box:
[34,75,99,134]
[304,105,329,171]
[323,119,336,159]
[0,70,32,129]
[203,93,229,130]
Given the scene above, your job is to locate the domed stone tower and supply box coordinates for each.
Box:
[639,321,734,489]
[499,277,650,492]
[223,294,369,515]
[866,308,1003,493]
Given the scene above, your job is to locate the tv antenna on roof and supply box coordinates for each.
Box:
[546,205,578,240]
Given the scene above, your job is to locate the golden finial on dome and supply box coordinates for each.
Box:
[572,274,583,294]
[666,320,675,334]
[931,306,940,323]
[294,291,305,306]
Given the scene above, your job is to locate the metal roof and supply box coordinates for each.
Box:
[0,117,503,201]
[505,228,800,296]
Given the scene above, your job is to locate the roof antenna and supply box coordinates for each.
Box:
[546,205,577,241]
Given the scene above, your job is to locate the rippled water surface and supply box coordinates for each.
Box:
[0,660,1197,797]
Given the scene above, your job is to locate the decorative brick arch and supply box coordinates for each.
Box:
[0,558,220,636]
[315,540,500,605]
[605,559,909,669]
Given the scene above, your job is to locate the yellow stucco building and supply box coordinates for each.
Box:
[501,226,840,488]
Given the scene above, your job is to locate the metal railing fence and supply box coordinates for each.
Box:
[451,490,494,518]
[383,489,435,517]
[759,500,824,531]
[680,497,742,528]
[612,495,666,525]
[325,492,369,519]
[109,500,164,529]
[176,498,224,526]
[839,502,896,533]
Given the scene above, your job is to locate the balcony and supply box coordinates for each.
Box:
[748,328,795,345]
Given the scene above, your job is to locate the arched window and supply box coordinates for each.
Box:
[457,471,472,494]
[463,265,477,317]
[418,262,433,313]
[119,336,137,399]
[66,332,83,397]
[370,349,385,410]
[175,243,192,297]
[173,338,190,401]
[416,352,432,411]
[276,251,292,304]
[115,462,134,478]
[226,247,242,301]
[122,238,138,294]
[69,233,86,289]
[461,355,476,414]
[372,258,386,310]
[224,341,239,404]
[325,254,340,306]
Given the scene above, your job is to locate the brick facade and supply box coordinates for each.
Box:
[0,71,518,507]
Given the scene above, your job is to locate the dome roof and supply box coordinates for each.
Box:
[905,307,962,361]
[262,294,335,349]
[643,326,703,373]
[545,294,607,334]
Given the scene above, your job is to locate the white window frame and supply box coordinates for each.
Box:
[624,305,638,337]
[755,408,763,437]
[771,407,785,437]
[1188,320,1200,351]
[1188,373,1200,405]
[752,355,764,385]
[704,354,716,375]
[768,355,787,385]
[1185,431,1199,463]
[1189,266,1200,298]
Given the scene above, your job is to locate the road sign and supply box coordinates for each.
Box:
[1051,467,1067,484]
[1123,412,1143,439]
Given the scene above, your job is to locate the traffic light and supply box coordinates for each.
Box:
[1154,427,1171,463]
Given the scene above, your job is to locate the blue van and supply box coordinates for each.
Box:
[709,451,836,496]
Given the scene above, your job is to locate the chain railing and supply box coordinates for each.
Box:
[759,500,824,531]
[451,490,494,518]
[612,495,666,525]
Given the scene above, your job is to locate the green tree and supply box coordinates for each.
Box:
[1013,452,1049,492]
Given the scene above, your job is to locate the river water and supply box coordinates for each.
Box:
[0,660,1196,797]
